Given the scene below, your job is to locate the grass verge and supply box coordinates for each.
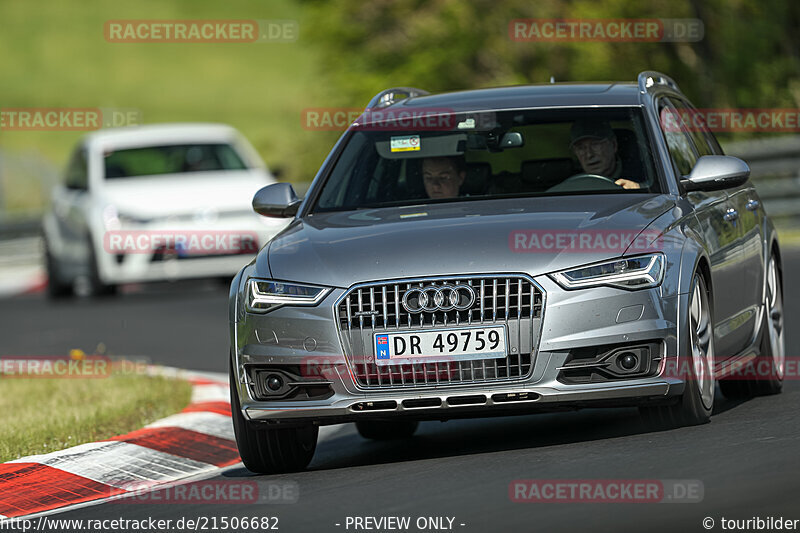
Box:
[0,371,192,463]
[0,0,338,212]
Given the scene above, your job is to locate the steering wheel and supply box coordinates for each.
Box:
[561,173,619,185]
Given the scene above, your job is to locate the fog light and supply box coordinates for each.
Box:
[266,374,283,392]
[618,352,638,370]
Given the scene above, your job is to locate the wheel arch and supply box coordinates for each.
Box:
[769,237,782,297]
[695,255,713,302]
[677,226,712,298]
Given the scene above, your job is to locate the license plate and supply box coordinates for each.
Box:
[374,326,507,366]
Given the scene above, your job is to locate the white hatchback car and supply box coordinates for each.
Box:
[43,123,288,297]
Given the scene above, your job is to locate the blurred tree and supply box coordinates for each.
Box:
[301,0,800,120]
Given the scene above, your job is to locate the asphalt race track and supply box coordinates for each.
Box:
[3,251,800,532]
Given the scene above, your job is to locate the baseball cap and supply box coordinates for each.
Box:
[570,120,615,147]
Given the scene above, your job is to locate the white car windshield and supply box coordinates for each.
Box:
[103,143,249,179]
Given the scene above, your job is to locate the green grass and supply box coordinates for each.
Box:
[0,0,342,212]
[0,372,192,463]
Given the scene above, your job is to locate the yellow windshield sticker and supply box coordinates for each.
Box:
[390,135,420,152]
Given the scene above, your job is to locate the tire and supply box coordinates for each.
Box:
[719,253,784,398]
[45,241,74,299]
[640,271,714,429]
[87,238,117,297]
[229,358,318,474]
[356,420,419,440]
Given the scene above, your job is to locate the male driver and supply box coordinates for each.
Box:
[569,120,641,189]
[422,156,466,199]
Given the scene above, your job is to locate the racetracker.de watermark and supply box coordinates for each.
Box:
[114,480,298,505]
[661,108,800,133]
[509,18,704,42]
[510,479,704,503]
[103,230,259,255]
[663,357,800,381]
[0,356,108,378]
[104,20,298,43]
[509,230,667,254]
[301,108,496,132]
[0,355,150,379]
[0,108,141,131]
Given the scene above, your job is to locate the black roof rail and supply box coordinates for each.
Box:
[365,87,430,110]
[637,71,681,94]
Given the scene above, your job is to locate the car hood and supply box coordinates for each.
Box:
[265,194,676,287]
[97,170,272,219]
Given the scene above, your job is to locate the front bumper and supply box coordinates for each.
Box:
[233,275,684,426]
[96,216,288,284]
[242,379,683,426]
[104,252,259,284]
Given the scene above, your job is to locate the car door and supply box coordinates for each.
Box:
[723,183,764,346]
[673,97,765,355]
[657,98,743,361]
[52,146,92,268]
[695,114,764,347]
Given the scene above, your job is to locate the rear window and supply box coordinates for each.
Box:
[103,143,248,179]
[312,107,661,213]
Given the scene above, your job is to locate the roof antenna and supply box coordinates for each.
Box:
[550,76,555,84]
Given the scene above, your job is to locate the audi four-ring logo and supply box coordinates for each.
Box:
[401,284,477,313]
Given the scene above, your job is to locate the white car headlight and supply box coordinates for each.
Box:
[104,204,153,228]
[550,253,665,290]
[102,205,121,230]
[246,279,331,313]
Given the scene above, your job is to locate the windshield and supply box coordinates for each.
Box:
[312,107,661,212]
[103,143,249,179]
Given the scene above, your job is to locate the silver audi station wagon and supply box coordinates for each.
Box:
[229,72,784,473]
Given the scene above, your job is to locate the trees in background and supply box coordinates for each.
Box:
[302,0,800,121]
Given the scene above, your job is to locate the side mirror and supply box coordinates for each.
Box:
[252,183,301,218]
[681,155,750,192]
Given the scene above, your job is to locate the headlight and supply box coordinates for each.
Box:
[550,254,665,290]
[104,205,152,228]
[246,279,331,313]
[102,205,121,230]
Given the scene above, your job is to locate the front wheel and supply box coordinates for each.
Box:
[640,272,714,429]
[230,359,318,474]
[87,240,117,297]
[45,241,74,299]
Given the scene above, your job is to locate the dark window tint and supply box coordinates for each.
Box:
[103,144,248,179]
[64,148,88,190]
[672,98,724,156]
[667,97,720,157]
[658,100,699,176]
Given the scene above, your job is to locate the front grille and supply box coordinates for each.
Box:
[336,275,544,390]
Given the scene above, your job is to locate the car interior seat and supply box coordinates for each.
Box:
[613,128,647,183]
[461,162,491,196]
[403,158,429,200]
[104,163,127,179]
[520,158,579,191]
